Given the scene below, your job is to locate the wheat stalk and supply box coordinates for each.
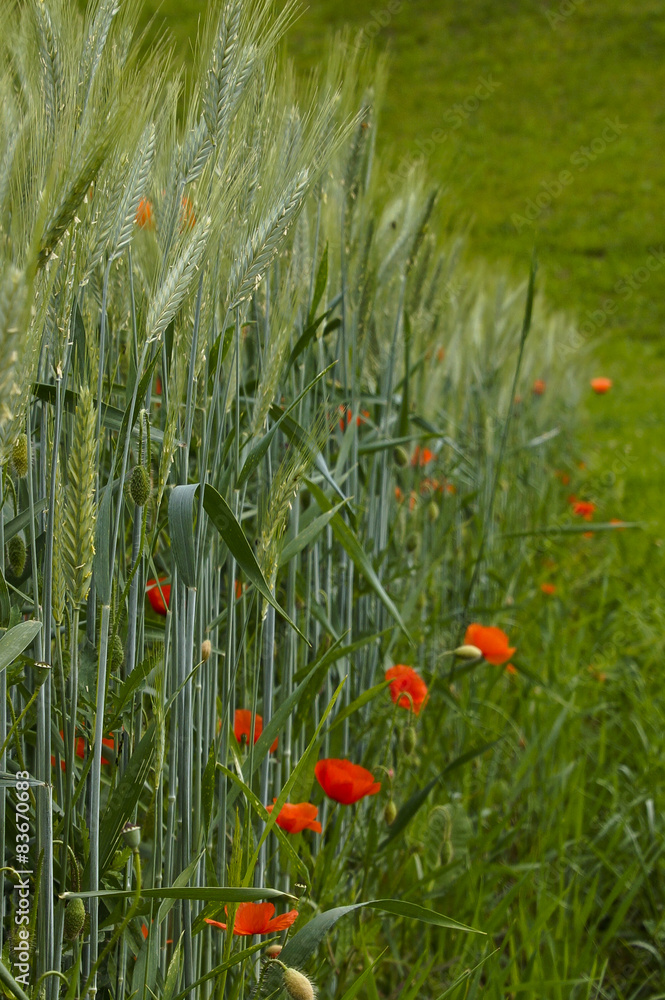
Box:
[61,385,96,608]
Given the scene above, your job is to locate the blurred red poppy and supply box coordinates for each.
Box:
[338,406,370,433]
[146,578,170,615]
[205,902,298,936]
[411,446,434,467]
[314,758,381,804]
[135,197,154,229]
[540,583,557,595]
[532,379,546,395]
[385,665,428,715]
[266,799,321,834]
[180,196,196,231]
[233,709,277,752]
[464,624,516,666]
[571,500,596,521]
[590,377,612,394]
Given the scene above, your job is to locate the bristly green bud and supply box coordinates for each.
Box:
[10,434,28,477]
[427,500,440,522]
[393,445,409,467]
[64,898,86,941]
[130,465,150,506]
[402,726,417,755]
[384,800,397,825]
[6,534,26,576]
[201,639,212,661]
[282,968,316,1000]
[453,644,483,660]
[110,633,124,670]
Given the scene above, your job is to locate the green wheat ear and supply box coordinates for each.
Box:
[62,385,96,608]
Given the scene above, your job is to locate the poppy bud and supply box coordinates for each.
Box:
[64,898,86,941]
[405,533,418,553]
[402,726,417,754]
[453,644,483,659]
[110,634,124,670]
[130,465,150,506]
[394,445,409,467]
[201,639,212,661]
[384,800,397,825]
[283,968,316,1000]
[265,944,282,958]
[10,435,28,478]
[427,501,440,522]
[6,535,26,576]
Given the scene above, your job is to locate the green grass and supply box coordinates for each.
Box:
[142,0,665,544]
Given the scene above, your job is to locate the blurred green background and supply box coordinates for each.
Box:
[141,0,665,542]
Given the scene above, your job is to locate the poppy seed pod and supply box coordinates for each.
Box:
[264,944,282,958]
[130,465,150,506]
[201,640,212,661]
[11,434,28,477]
[453,644,483,659]
[121,822,141,849]
[283,967,316,1000]
[64,898,86,941]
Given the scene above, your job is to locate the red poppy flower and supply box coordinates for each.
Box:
[135,198,154,229]
[554,470,571,485]
[395,486,404,503]
[532,379,546,395]
[505,663,517,675]
[265,799,322,834]
[385,665,429,715]
[610,518,626,530]
[146,578,170,615]
[234,579,245,600]
[463,624,516,666]
[233,710,277,753]
[571,500,596,521]
[590,377,612,394]
[51,732,115,770]
[540,583,557,595]
[155,376,162,396]
[314,758,381,805]
[411,446,434,467]
[436,346,445,362]
[205,902,298,936]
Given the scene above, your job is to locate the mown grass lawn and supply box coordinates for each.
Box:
[143,0,665,548]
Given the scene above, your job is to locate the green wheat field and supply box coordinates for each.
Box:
[0,1,663,998]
